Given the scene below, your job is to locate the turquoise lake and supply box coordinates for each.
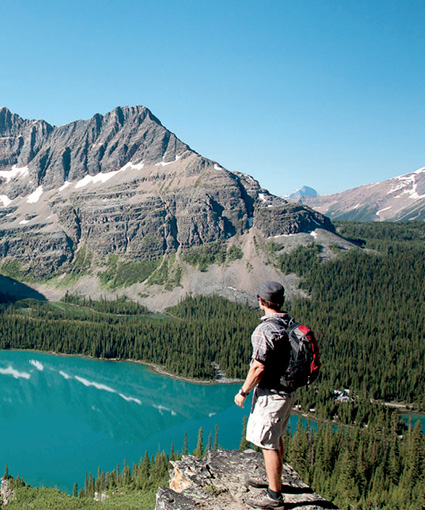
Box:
[0,350,305,494]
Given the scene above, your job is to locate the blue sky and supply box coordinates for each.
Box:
[1,0,424,196]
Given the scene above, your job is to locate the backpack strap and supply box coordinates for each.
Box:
[263,314,292,330]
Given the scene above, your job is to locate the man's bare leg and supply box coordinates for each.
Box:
[279,437,284,460]
[262,439,283,493]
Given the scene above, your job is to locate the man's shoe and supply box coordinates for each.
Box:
[245,489,285,509]
[244,476,268,488]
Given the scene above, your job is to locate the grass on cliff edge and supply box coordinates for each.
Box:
[6,486,156,510]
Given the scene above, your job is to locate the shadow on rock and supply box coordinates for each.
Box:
[0,275,47,303]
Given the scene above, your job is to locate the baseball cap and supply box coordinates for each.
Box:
[257,281,285,304]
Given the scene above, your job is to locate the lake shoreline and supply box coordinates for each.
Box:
[3,347,242,386]
[0,349,248,496]
[5,349,423,423]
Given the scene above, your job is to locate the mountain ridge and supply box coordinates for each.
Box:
[0,105,346,309]
[293,167,425,222]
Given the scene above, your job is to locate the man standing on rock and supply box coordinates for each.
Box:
[234,281,295,509]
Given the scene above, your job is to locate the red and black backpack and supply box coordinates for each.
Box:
[279,319,321,391]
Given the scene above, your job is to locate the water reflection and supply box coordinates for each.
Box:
[0,350,242,492]
[0,351,238,443]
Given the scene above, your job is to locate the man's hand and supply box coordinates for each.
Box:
[234,393,247,408]
[234,360,265,409]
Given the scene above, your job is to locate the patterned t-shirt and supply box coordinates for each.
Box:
[251,312,291,390]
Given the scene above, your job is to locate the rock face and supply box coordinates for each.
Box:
[1,477,15,505]
[0,106,333,278]
[156,450,338,510]
[294,167,425,222]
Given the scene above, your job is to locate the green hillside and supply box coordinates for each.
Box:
[1,221,425,509]
[1,221,424,412]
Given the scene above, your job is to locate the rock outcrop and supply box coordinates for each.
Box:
[0,478,15,506]
[156,450,338,510]
[0,106,333,279]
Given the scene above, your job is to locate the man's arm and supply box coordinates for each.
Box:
[234,359,265,408]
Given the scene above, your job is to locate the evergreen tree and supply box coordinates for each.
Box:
[182,432,188,456]
[239,415,250,451]
[206,432,212,453]
[170,442,176,461]
[136,451,150,489]
[213,424,219,450]
[193,427,204,458]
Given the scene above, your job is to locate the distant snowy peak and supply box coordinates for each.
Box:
[298,167,425,222]
[284,186,318,199]
[386,167,425,200]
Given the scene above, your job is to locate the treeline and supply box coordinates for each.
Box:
[0,295,258,380]
[283,416,425,510]
[5,411,424,510]
[1,221,424,411]
[3,427,215,509]
[277,221,425,411]
[3,450,171,509]
[79,450,172,500]
[80,427,212,499]
[61,293,150,316]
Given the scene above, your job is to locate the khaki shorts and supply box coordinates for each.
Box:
[246,387,296,450]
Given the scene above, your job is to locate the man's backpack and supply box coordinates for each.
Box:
[279,319,321,391]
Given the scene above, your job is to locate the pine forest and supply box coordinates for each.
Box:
[0,221,424,509]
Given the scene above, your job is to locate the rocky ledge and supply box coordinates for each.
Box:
[0,478,15,506]
[155,449,338,510]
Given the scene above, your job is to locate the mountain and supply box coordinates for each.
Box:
[295,168,425,222]
[0,106,346,309]
[284,186,318,199]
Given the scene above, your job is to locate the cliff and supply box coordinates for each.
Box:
[0,106,333,275]
[155,450,338,510]
[0,106,351,310]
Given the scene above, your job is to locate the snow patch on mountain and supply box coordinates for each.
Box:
[120,161,145,172]
[297,166,425,222]
[376,207,392,216]
[0,195,12,206]
[27,186,43,204]
[76,169,122,188]
[0,165,29,182]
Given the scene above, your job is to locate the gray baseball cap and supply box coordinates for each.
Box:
[257,281,285,303]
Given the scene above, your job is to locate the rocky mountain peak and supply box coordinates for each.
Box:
[0,106,337,305]
[285,186,318,199]
[0,107,24,135]
[0,105,194,193]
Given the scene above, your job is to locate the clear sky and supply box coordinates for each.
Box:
[1,0,424,196]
